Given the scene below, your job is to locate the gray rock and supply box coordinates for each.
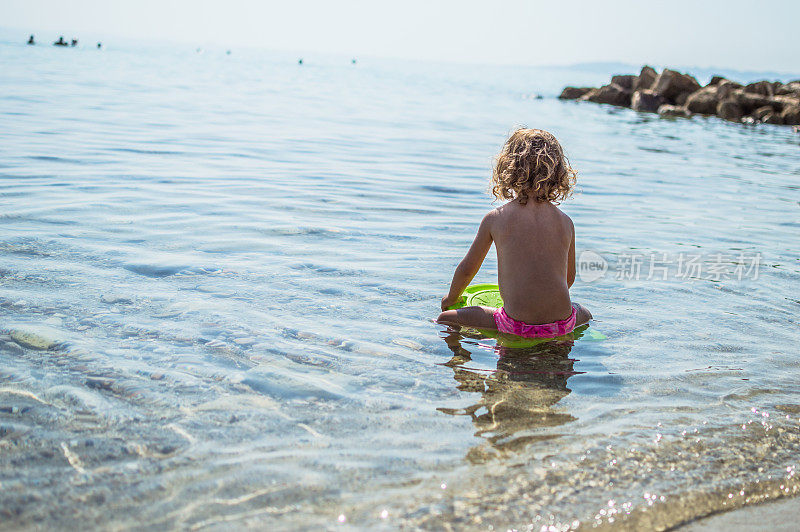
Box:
[0,341,24,355]
[753,106,774,121]
[717,99,744,122]
[685,87,719,114]
[584,83,631,107]
[708,75,728,86]
[657,104,692,118]
[100,294,132,304]
[85,377,114,391]
[652,69,701,104]
[744,80,775,97]
[634,65,658,91]
[776,81,800,97]
[781,104,800,125]
[611,74,636,90]
[715,80,743,100]
[675,92,691,106]
[233,337,256,346]
[631,89,665,113]
[734,91,783,114]
[559,87,593,100]
[763,112,784,125]
[9,328,61,350]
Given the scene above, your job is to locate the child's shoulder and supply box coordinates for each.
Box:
[551,202,574,224]
[481,204,505,226]
[490,199,572,216]
[540,201,573,223]
[486,201,573,231]
[551,203,575,233]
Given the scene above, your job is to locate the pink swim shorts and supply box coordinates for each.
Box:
[493,306,577,339]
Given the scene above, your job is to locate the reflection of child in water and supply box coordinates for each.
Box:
[438,331,578,459]
[438,128,592,338]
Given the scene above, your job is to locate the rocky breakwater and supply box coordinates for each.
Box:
[559,66,800,127]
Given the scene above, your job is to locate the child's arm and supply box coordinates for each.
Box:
[441,213,494,310]
[567,221,576,288]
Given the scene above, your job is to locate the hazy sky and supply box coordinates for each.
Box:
[2,0,798,72]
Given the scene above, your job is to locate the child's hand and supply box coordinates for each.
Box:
[441,294,459,311]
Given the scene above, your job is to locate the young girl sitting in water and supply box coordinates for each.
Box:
[438,128,592,338]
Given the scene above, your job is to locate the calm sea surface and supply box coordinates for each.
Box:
[1,38,799,530]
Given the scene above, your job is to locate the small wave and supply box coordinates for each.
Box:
[123,263,187,278]
[420,185,468,195]
[262,226,345,237]
[288,262,363,276]
[638,146,672,153]
[26,155,84,164]
[111,148,184,155]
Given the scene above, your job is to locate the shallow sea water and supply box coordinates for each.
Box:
[1,38,799,530]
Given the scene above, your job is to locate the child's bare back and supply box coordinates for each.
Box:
[493,199,573,324]
[438,128,592,337]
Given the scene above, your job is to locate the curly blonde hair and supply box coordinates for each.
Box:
[491,128,577,205]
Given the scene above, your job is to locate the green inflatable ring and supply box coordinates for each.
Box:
[445,283,606,345]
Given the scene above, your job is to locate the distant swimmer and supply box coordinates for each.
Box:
[352,58,357,64]
[298,58,303,65]
[226,50,231,55]
[71,39,78,47]
[54,36,68,46]
[97,42,102,49]
[27,35,35,45]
